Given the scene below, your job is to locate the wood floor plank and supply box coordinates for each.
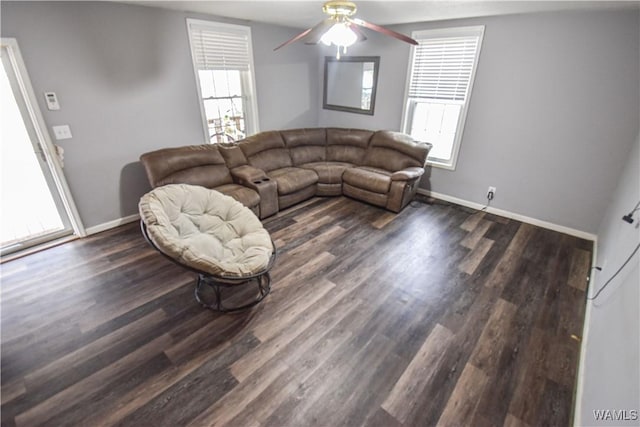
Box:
[567,247,591,291]
[436,363,489,427]
[164,312,252,365]
[290,333,398,427]
[503,413,533,427]
[0,380,25,406]
[270,226,345,275]
[461,219,492,249]
[23,308,168,387]
[507,327,551,425]
[371,211,400,229]
[88,335,258,426]
[484,248,522,290]
[460,211,485,232]
[186,362,290,427]
[224,304,367,427]
[459,237,494,275]
[14,334,172,427]
[115,335,259,427]
[230,279,359,383]
[469,298,518,377]
[381,323,454,423]
[253,277,336,341]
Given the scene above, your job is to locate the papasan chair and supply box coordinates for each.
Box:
[139,184,276,312]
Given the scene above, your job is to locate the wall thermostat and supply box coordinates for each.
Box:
[44,92,60,110]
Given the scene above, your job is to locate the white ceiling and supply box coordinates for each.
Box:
[125,0,639,29]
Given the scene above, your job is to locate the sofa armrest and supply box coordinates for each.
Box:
[230,165,278,218]
[230,165,268,186]
[391,167,424,181]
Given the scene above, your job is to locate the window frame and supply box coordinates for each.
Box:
[400,26,485,171]
[186,18,260,144]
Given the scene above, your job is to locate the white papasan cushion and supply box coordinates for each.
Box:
[139,184,273,278]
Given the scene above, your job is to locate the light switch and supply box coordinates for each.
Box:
[52,125,72,140]
[44,92,60,110]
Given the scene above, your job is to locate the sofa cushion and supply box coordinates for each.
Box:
[268,167,319,195]
[239,131,292,172]
[140,145,233,189]
[282,128,327,165]
[218,144,248,169]
[301,162,353,185]
[326,128,374,165]
[343,183,388,207]
[214,183,260,209]
[342,166,392,194]
[364,131,431,172]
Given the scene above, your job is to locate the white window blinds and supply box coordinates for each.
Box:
[188,21,251,71]
[408,32,482,102]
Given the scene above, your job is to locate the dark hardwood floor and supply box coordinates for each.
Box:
[0,195,592,427]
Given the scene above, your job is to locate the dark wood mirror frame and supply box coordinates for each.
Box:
[323,56,380,115]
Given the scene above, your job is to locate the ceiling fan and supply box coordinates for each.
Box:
[274,1,418,59]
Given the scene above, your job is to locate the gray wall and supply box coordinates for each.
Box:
[318,10,640,234]
[579,132,639,425]
[253,22,320,131]
[0,1,319,228]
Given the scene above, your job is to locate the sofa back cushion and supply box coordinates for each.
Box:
[364,131,431,172]
[239,131,292,172]
[326,128,373,165]
[140,145,233,189]
[281,128,327,165]
[218,144,248,169]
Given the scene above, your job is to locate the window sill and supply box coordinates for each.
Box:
[426,159,456,171]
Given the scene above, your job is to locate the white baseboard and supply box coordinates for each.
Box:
[85,213,140,236]
[572,244,598,426]
[418,189,597,241]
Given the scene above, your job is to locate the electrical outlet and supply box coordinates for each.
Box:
[487,186,496,200]
[52,125,72,140]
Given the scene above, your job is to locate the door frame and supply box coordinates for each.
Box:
[1,37,85,241]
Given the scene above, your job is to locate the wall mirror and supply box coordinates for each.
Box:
[323,56,380,115]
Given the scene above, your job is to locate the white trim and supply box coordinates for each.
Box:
[572,244,598,426]
[418,189,597,241]
[1,38,86,237]
[401,26,485,171]
[185,18,260,143]
[244,24,260,135]
[0,234,78,263]
[186,21,209,144]
[85,213,140,236]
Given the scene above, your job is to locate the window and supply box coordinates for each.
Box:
[402,26,484,169]
[187,19,259,143]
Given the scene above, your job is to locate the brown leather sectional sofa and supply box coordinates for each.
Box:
[140,128,432,219]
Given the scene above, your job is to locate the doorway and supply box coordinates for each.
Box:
[0,39,83,257]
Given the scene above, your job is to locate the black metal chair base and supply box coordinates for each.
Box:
[194,272,272,313]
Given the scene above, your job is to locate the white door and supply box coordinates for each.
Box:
[0,39,83,257]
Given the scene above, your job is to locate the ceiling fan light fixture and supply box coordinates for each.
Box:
[273,1,418,53]
[320,22,357,47]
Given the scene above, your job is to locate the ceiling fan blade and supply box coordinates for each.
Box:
[304,19,335,45]
[274,27,313,51]
[349,18,418,45]
[349,24,367,42]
